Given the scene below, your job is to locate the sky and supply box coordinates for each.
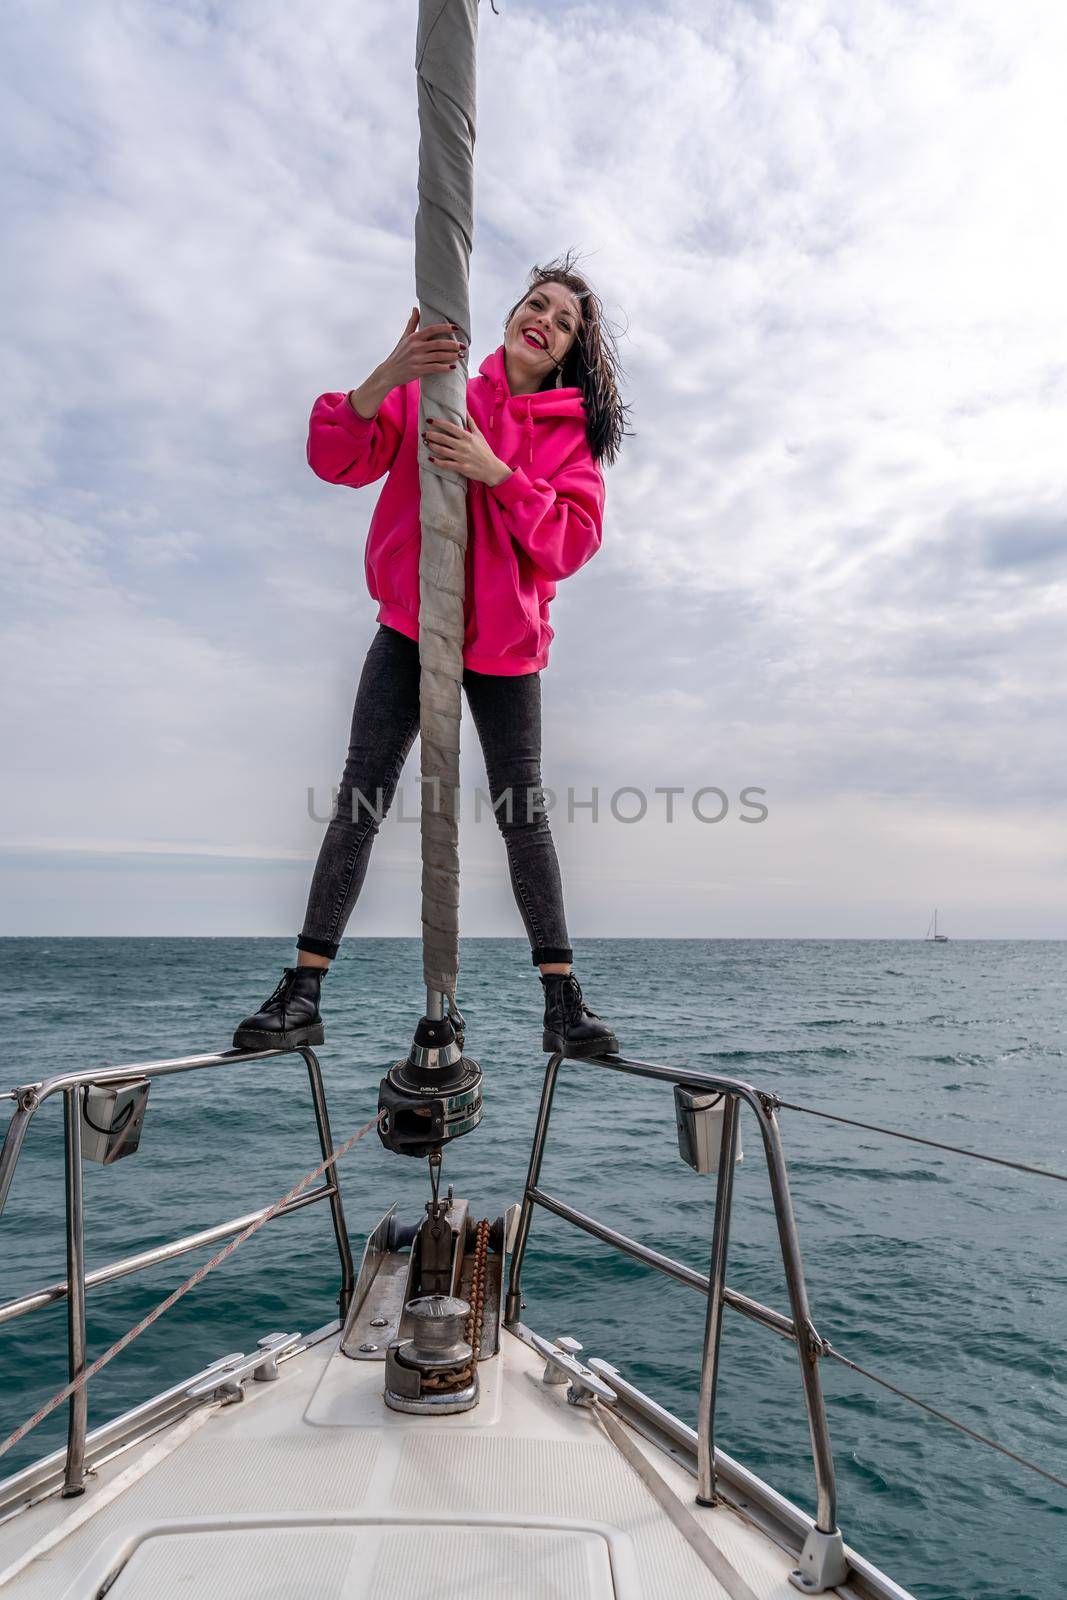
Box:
[2,0,1066,941]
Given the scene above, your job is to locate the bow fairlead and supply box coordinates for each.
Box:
[378,1010,483,1158]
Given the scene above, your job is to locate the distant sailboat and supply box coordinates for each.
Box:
[925,908,949,941]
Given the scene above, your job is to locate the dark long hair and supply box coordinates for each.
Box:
[501,248,633,468]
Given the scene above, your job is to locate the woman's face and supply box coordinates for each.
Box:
[505,282,583,384]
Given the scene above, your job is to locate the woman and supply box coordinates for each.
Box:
[233,250,631,1059]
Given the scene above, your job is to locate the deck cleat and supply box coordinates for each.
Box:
[529,1330,617,1408]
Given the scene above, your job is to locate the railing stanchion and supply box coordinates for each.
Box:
[61,1087,87,1497]
[696,1091,740,1505]
[526,1055,844,1548]
[753,1097,838,1536]
[301,1047,355,1319]
[505,1051,562,1323]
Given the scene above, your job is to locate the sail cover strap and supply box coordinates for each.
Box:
[414,0,479,1005]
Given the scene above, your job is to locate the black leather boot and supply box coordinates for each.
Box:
[232,965,327,1050]
[540,971,620,1058]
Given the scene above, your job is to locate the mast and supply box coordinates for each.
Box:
[376,0,484,1168]
[413,0,479,1024]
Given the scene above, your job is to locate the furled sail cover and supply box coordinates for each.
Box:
[414,0,479,1002]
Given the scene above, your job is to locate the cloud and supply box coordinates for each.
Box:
[954,507,1067,576]
[1,0,1065,934]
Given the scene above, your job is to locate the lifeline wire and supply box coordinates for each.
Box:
[822,1344,1067,1494]
[776,1099,1067,1183]
[0,1109,384,1462]
[773,1100,1067,1488]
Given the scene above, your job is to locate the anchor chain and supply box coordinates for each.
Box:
[464,1218,492,1364]
[420,1217,491,1392]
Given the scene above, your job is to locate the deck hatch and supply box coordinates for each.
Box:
[104,1522,618,1598]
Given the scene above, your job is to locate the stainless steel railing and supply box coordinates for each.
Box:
[505,1049,1067,1548]
[504,1051,841,1539]
[0,1043,354,1498]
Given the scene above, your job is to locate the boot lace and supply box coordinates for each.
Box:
[260,970,296,1015]
[559,974,600,1021]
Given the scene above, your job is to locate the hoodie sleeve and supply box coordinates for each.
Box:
[306,386,407,487]
[486,447,605,581]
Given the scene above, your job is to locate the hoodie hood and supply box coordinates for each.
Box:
[476,344,588,468]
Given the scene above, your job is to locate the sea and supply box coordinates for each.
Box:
[0,936,1063,1600]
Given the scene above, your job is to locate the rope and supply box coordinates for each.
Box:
[0,1109,384,1463]
[593,1404,763,1600]
[0,1408,215,1589]
[822,1344,1067,1493]
[775,1099,1067,1183]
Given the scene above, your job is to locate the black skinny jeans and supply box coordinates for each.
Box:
[296,623,573,967]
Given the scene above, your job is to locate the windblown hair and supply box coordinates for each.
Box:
[501,248,633,469]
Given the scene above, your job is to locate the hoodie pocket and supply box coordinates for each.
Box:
[511,560,543,656]
[367,523,420,608]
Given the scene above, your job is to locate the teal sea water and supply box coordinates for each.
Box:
[0,936,1063,1599]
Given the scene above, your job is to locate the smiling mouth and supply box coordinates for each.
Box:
[522,331,548,350]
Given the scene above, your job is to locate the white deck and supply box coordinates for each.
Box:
[0,1321,807,1599]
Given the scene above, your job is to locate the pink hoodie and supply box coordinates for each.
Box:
[306,344,605,674]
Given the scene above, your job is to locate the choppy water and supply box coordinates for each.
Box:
[0,937,1063,1599]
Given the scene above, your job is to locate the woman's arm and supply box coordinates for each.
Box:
[346,368,394,420]
[306,376,407,487]
[486,446,605,581]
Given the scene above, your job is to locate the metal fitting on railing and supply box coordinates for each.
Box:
[803,1320,830,1363]
[789,1527,849,1593]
